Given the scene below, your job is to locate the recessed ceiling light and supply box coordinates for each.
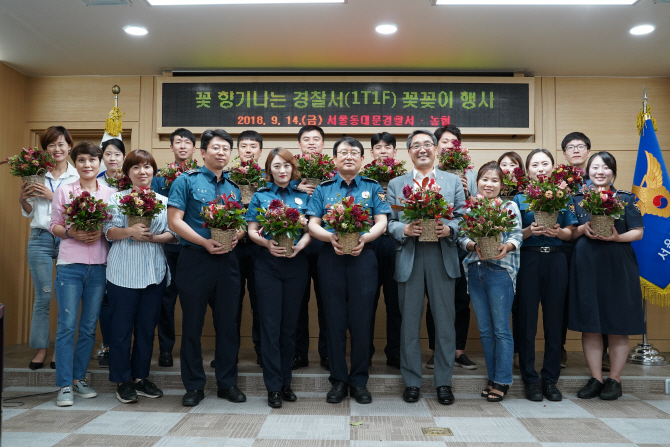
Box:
[629,24,655,35]
[433,0,638,4]
[147,0,346,4]
[123,26,148,36]
[376,24,398,35]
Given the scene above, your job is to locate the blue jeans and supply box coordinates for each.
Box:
[54,263,106,387]
[27,229,60,349]
[467,262,514,385]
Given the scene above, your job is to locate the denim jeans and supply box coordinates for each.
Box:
[467,261,515,385]
[27,229,60,349]
[54,263,106,387]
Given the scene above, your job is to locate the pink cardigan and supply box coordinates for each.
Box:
[50,180,116,265]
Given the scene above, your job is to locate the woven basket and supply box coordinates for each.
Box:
[210,228,236,252]
[275,234,294,257]
[303,177,322,187]
[590,214,614,238]
[534,210,558,229]
[128,215,152,228]
[238,184,256,205]
[418,218,439,242]
[22,174,46,196]
[478,234,501,260]
[339,232,360,255]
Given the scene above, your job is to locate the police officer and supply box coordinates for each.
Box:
[246,147,311,408]
[167,128,246,407]
[307,136,391,405]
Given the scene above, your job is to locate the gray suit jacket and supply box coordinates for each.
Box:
[387,169,466,283]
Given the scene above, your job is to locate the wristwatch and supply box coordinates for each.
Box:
[65,227,73,239]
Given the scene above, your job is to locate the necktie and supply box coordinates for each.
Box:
[279,187,287,203]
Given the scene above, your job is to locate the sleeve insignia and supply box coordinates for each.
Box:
[377,192,386,203]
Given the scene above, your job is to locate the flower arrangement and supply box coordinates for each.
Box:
[105,169,132,191]
[255,199,308,240]
[579,187,626,218]
[323,196,372,254]
[156,159,198,189]
[500,167,529,198]
[437,140,473,175]
[524,164,584,213]
[62,191,113,232]
[459,195,518,259]
[201,193,247,231]
[3,147,56,177]
[294,152,337,184]
[228,157,266,188]
[118,188,166,219]
[361,157,407,185]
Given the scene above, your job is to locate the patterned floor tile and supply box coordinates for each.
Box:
[443,444,541,447]
[3,390,60,409]
[190,394,272,415]
[254,441,350,447]
[111,394,192,413]
[169,414,267,438]
[574,399,670,419]
[270,397,351,416]
[0,432,69,447]
[32,392,122,412]
[501,398,594,419]
[257,415,351,440]
[53,433,162,446]
[351,441,447,447]
[2,408,28,421]
[539,443,636,447]
[349,416,445,442]
[155,437,255,446]
[75,410,185,436]
[600,418,670,444]
[644,399,670,415]
[3,409,105,433]
[562,392,639,401]
[434,416,536,443]
[426,398,514,418]
[519,418,631,443]
[350,397,432,417]
[636,394,670,401]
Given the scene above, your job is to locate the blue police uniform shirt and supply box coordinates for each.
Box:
[514,193,578,247]
[167,165,242,247]
[245,183,311,241]
[306,173,392,234]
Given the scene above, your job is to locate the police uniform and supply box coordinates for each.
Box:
[246,183,311,392]
[167,166,242,392]
[306,173,391,388]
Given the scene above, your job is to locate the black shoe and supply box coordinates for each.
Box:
[158,351,173,367]
[350,386,372,404]
[50,361,56,369]
[577,377,604,399]
[600,378,623,400]
[291,356,309,370]
[480,379,495,398]
[182,389,205,406]
[541,380,563,401]
[386,357,401,369]
[29,360,44,370]
[320,357,330,371]
[256,353,263,367]
[525,382,543,402]
[217,386,246,403]
[486,383,509,403]
[281,386,297,402]
[326,381,348,403]
[210,359,215,368]
[402,386,420,403]
[116,381,138,404]
[454,354,477,370]
[98,350,109,368]
[436,386,454,405]
[268,391,282,408]
[133,378,163,398]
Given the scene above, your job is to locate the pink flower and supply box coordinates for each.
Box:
[544,190,553,199]
[558,181,568,190]
[600,192,609,202]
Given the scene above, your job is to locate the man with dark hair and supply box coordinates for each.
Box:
[153,127,197,368]
[167,128,246,407]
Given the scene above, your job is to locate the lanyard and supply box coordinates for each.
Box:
[48,176,66,193]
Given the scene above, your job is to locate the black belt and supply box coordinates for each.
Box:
[520,246,565,253]
[184,244,207,252]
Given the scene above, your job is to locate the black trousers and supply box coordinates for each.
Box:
[157,244,181,353]
[236,240,261,356]
[517,250,567,384]
[295,239,328,359]
[426,260,470,352]
[255,249,308,392]
[369,235,401,360]
[318,245,377,387]
[177,247,241,390]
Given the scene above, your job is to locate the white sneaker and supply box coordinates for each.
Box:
[73,380,97,398]
[57,386,74,407]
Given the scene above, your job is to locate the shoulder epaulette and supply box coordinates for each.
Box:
[185,169,200,175]
[361,176,379,184]
[616,190,633,196]
[256,186,271,192]
[320,179,336,186]
[227,178,239,188]
[292,185,309,194]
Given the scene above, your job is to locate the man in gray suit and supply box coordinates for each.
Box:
[387,129,465,405]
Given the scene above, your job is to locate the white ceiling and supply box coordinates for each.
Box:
[0,0,668,77]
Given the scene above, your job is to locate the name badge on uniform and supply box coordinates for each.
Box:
[362,191,370,199]
[295,197,303,205]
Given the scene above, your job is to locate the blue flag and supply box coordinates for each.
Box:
[631,119,670,306]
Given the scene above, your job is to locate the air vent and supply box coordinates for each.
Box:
[81,0,131,5]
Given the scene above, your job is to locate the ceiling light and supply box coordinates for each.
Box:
[629,24,655,35]
[147,0,346,5]
[433,0,638,5]
[376,24,398,35]
[123,26,148,36]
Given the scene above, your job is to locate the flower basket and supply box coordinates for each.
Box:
[478,234,501,260]
[275,234,295,256]
[444,169,464,178]
[238,184,256,205]
[22,174,46,196]
[418,218,439,242]
[534,210,558,229]
[339,232,360,255]
[303,177,322,187]
[127,215,152,228]
[210,228,236,252]
[379,181,389,190]
[590,214,614,237]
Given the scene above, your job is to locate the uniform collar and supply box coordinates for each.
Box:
[270,182,292,194]
[334,172,361,188]
[200,165,227,184]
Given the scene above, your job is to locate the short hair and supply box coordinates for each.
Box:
[497,151,526,174]
[237,130,263,149]
[101,138,126,156]
[476,161,504,184]
[406,129,437,150]
[333,136,364,157]
[200,129,233,151]
[586,151,618,183]
[434,124,462,142]
[297,125,325,141]
[371,132,396,149]
[70,141,102,162]
[264,147,300,183]
[561,132,591,152]
[170,128,196,146]
[40,126,73,151]
[122,149,158,177]
[525,148,554,171]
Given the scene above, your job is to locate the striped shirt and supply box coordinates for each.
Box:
[103,189,177,289]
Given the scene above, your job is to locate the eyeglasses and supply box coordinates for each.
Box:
[337,150,361,157]
[565,144,587,153]
[209,145,231,153]
[410,142,435,150]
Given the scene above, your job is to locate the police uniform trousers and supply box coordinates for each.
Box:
[255,248,308,391]
[370,234,401,361]
[318,244,377,387]
[177,246,241,390]
[398,242,456,388]
[236,239,261,357]
[157,244,181,354]
[295,239,328,360]
[517,250,567,385]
